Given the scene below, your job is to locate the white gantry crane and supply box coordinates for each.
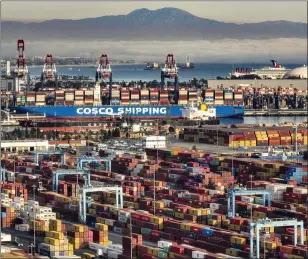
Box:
[77,156,113,171]
[78,185,123,223]
[227,187,272,218]
[249,218,304,259]
[52,169,91,192]
[34,150,66,166]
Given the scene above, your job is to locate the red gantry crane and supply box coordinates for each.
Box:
[14,39,30,89]
[161,54,178,89]
[41,54,58,87]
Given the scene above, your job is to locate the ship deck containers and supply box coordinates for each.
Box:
[204,89,215,105]
[35,92,46,106]
[159,90,169,105]
[150,89,159,105]
[178,89,188,105]
[140,90,150,105]
[130,89,140,104]
[110,89,121,105]
[26,92,36,106]
[214,90,223,105]
[84,90,94,106]
[55,90,65,106]
[121,89,130,105]
[74,90,84,106]
[188,89,198,104]
[65,91,75,106]
[223,89,234,106]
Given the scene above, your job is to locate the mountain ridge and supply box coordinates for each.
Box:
[2,7,306,41]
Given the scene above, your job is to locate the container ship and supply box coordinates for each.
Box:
[5,87,244,119]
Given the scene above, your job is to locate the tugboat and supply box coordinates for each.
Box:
[178,56,195,70]
[143,62,159,70]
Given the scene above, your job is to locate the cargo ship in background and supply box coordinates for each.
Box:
[229,60,291,79]
[143,62,159,70]
[178,56,195,70]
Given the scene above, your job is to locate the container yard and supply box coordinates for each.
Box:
[0,134,307,259]
[181,124,308,148]
[1,39,308,259]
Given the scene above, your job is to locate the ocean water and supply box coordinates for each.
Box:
[27,63,301,82]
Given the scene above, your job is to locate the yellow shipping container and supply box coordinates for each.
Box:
[175,212,184,219]
[261,241,277,249]
[95,223,108,231]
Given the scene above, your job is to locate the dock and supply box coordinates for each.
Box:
[244,109,307,116]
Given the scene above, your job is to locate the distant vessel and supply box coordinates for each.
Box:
[178,56,195,70]
[229,60,291,79]
[143,62,159,70]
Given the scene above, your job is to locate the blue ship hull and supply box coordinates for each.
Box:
[7,105,244,118]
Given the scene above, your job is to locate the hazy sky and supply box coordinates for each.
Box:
[2,1,307,23]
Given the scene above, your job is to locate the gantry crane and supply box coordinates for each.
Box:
[52,169,91,192]
[227,188,272,218]
[161,54,178,90]
[77,156,113,171]
[41,54,58,87]
[78,185,123,223]
[249,218,304,259]
[95,54,112,105]
[34,150,66,166]
[14,39,30,90]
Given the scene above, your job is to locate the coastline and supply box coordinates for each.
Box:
[26,63,145,68]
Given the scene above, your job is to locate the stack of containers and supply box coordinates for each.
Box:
[159,90,169,105]
[121,89,130,105]
[35,92,46,106]
[122,236,139,258]
[150,89,159,105]
[140,89,149,105]
[26,92,36,106]
[214,90,224,105]
[55,90,65,106]
[84,90,94,105]
[255,131,268,146]
[64,90,74,105]
[279,130,292,146]
[67,224,89,249]
[74,90,84,105]
[234,89,244,106]
[188,89,198,104]
[282,166,308,185]
[130,89,140,104]
[243,131,257,147]
[110,89,121,105]
[39,230,73,257]
[283,186,308,203]
[178,89,188,105]
[223,89,234,106]
[93,223,109,246]
[204,89,215,105]
[291,131,303,146]
[16,94,26,106]
[267,130,280,146]
[1,204,17,228]
[302,129,308,146]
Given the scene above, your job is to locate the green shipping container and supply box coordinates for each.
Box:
[158,251,168,259]
[141,228,151,235]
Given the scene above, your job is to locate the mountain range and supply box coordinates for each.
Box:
[2,8,307,41]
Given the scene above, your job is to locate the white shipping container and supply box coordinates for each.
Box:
[104,219,115,226]
[293,187,307,194]
[158,240,173,249]
[15,224,29,231]
[192,251,208,259]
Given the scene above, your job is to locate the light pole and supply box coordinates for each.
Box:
[32,185,36,254]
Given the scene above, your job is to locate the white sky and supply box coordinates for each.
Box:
[2,1,307,23]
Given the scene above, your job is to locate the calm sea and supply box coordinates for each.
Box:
[27,63,301,82]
